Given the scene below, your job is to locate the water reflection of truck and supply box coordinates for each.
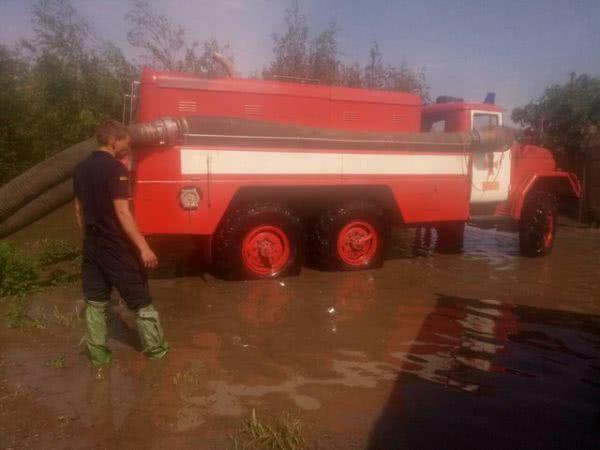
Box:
[127,69,580,279]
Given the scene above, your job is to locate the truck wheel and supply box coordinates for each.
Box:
[214,203,305,280]
[312,201,386,271]
[519,191,557,257]
[435,221,465,254]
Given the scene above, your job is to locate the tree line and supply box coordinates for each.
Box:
[512,73,600,166]
[0,0,431,184]
[1,0,598,184]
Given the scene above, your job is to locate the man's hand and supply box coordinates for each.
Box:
[74,198,83,231]
[140,246,158,269]
[113,199,158,269]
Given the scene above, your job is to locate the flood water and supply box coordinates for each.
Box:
[1,204,599,449]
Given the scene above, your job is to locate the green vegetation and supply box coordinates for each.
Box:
[52,304,81,328]
[230,409,305,450]
[0,242,38,298]
[512,73,600,164]
[0,239,82,328]
[263,1,429,98]
[38,239,81,266]
[4,297,45,329]
[45,356,65,369]
[1,0,427,185]
[172,368,202,386]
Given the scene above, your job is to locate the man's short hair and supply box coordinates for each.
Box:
[96,120,130,146]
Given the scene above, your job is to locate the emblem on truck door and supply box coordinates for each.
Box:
[179,186,201,210]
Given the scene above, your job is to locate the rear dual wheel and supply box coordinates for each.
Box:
[311,201,386,271]
[214,203,305,280]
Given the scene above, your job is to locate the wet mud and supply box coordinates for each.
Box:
[1,204,599,449]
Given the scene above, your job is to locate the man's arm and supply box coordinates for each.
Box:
[74,198,83,231]
[113,199,158,269]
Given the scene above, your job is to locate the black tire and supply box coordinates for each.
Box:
[311,201,386,271]
[435,221,466,254]
[213,203,305,280]
[519,191,557,257]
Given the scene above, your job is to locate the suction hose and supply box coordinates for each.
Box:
[0,115,512,238]
[0,117,187,238]
[183,116,515,152]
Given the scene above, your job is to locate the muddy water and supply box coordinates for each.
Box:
[1,206,600,449]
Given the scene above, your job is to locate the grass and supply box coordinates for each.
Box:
[0,240,82,328]
[0,241,38,298]
[52,304,82,328]
[172,368,202,386]
[229,409,305,450]
[4,297,45,329]
[37,239,81,266]
[46,356,65,369]
[0,383,31,402]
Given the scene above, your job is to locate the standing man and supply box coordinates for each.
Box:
[74,120,169,366]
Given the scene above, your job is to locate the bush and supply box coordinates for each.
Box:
[0,242,38,298]
[38,239,81,266]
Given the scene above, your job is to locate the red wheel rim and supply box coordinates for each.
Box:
[337,220,378,266]
[543,210,555,248]
[242,225,291,275]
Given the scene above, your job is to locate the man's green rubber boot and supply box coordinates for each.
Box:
[136,305,170,359]
[85,300,112,366]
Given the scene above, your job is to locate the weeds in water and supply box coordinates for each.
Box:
[0,384,31,402]
[37,239,81,266]
[173,368,201,386]
[37,239,82,287]
[57,415,78,426]
[0,242,38,298]
[0,240,83,328]
[229,409,305,450]
[46,356,65,369]
[4,297,45,329]
[52,304,81,328]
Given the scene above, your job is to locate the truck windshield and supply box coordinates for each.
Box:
[472,113,499,130]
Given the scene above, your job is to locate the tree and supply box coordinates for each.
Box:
[0,46,30,181]
[27,0,89,62]
[263,0,310,81]
[338,62,363,88]
[512,73,600,159]
[22,0,128,155]
[125,0,233,77]
[265,1,429,99]
[363,41,385,89]
[0,0,133,184]
[307,23,340,85]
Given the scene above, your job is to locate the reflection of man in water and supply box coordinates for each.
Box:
[73,120,169,366]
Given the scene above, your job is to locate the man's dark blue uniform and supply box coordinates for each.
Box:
[74,151,151,310]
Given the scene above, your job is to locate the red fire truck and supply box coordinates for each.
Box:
[126,69,580,279]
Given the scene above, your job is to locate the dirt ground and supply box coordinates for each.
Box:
[1,204,599,450]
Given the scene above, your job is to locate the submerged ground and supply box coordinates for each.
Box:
[1,204,599,449]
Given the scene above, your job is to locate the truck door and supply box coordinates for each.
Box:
[469,111,511,204]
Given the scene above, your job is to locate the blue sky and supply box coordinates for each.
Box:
[1,0,599,120]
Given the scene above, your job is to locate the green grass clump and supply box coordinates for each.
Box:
[46,356,66,369]
[38,239,81,266]
[0,241,38,298]
[4,297,45,329]
[230,409,305,450]
[0,240,81,328]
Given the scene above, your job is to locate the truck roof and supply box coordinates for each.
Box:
[142,68,422,106]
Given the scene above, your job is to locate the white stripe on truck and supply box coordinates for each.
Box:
[180,148,468,176]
